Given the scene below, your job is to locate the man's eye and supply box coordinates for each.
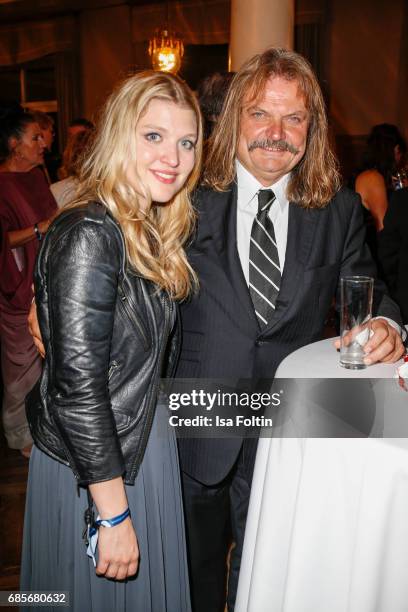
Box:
[287,115,302,124]
[251,111,264,119]
[181,139,195,151]
[145,132,161,142]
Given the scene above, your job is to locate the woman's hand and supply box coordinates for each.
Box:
[89,477,138,580]
[27,300,45,358]
[96,517,139,580]
[8,215,56,248]
[37,217,53,234]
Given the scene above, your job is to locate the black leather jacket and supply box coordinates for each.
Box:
[26,202,178,486]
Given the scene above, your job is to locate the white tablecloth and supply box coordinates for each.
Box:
[236,338,408,612]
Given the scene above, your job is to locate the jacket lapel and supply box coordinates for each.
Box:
[199,184,259,332]
[196,186,321,338]
[261,202,321,336]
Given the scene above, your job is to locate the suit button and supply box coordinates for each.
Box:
[255,340,266,347]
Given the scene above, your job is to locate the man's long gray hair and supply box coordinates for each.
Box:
[203,47,340,208]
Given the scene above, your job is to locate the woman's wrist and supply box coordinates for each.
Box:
[33,223,42,241]
[89,477,129,519]
[97,507,131,526]
[32,219,50,242]
[38,219,50,234]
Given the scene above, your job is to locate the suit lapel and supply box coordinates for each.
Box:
[261,202,321,335]
[197,187,321,337]
[225,184,261,327]
[200,184,259,332]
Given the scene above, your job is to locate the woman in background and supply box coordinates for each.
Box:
[21,71,202,612]
[51,129,93,207]
[0,104,56,456]
[355,124,406,230]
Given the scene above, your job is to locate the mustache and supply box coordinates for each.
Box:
[248,139,300,155]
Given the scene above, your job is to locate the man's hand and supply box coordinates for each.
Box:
[334,318,405,365]
[28,300,45,358]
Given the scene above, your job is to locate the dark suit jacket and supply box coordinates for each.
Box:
[176,183,401,485]
[378,187,408,323]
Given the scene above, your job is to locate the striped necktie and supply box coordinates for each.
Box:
[249,189,281,328]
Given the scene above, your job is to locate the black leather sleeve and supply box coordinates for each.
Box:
[45,217,125,485]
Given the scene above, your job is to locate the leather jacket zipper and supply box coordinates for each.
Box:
[129,294,172,481]
[106,212,149,351]
[108,360,120,381]
[117,284,149,350]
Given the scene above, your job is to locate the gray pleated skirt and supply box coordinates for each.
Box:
[20,404,191,612]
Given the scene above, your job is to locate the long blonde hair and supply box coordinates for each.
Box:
[204,48,340,208]
[69,71,202,299]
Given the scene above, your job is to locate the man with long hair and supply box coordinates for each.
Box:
[176,47,404,611]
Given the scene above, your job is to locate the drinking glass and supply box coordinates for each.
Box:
[340,276,374,369]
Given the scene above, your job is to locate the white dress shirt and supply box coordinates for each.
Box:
[236,160,290,285]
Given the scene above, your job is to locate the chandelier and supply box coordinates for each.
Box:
[148,3,184,74]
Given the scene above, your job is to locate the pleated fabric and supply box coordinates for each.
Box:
[20,403,191,612]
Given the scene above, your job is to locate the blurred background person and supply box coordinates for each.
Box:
[378,186,408,324]
[67,116,94,139]
[31,110,60,183]
[0,103,57,456]
[57,117,95,181]
[51,129,93,207]
[32,111,54,152]
[354,124,407,266]
[197,71,235,142]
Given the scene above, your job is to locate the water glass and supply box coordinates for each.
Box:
[340,276,374,369]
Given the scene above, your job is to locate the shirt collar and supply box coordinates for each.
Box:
[236,159,290,213]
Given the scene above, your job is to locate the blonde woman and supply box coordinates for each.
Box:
[21,71,202,612]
